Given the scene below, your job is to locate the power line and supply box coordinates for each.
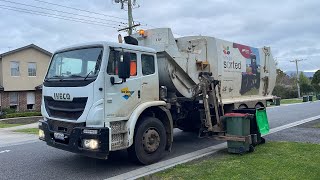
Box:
[303,61,320,69]
[0,4,126,28]
[0,5,120,29]
[32,0,153,28]
[33,0,130,21]
[0,0,127,25]
[34,0,163,33]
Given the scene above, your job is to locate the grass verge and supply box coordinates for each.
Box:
[280,98,303,104]
[3,112,41,119]
[313,123,320,128]
[149,142,320,180]
[14,128,39,134]
[0,121,22,128]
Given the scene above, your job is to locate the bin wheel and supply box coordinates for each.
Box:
[249,145,255,153]
[260,137,266,144]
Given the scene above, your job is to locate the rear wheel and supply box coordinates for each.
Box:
[128,117,167,165]
[238,104,248,109]
[255,103,264,109]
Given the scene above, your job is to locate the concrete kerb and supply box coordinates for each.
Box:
[107,114,320,180]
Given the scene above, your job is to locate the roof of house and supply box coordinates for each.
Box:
[0,44,52,57]
[35,84,42,90]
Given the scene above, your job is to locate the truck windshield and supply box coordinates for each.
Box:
[46,47,103,80]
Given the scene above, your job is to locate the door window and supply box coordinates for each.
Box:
[107,50,137,76]
[141,54,155,75]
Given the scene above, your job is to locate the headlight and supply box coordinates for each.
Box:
[82,139,99,150]
[39,129,45,139]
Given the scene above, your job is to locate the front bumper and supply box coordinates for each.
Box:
[39,119,109,159]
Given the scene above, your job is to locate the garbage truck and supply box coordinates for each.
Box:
[38,28,276,164]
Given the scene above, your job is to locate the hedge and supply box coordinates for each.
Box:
[1,112,41,119]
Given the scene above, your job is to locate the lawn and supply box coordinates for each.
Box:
[280,97,319,105]
[14,128,39,134]
[313,123,320,128]
[150,142,320,180]
[0,121,22,128]
[280,98,303,104]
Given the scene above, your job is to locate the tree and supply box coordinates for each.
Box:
[311,70,320,93]
[299,72,313,95]
[299,72,310,85]
[276,69,295,86]
[273,68,299,99]
[273,85,298,99]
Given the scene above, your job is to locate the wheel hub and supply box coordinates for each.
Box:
[142,128,160,153]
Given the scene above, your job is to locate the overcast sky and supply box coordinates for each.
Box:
[0,0,319,72]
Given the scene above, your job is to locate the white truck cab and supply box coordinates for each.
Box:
[39,41,173,164]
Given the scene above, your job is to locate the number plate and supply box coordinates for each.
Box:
[54,132,65,140]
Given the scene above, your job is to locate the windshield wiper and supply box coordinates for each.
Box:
[84,71,93,81]
[83,50,103,81]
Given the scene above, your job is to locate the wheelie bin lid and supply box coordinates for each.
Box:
[224,113,251,117]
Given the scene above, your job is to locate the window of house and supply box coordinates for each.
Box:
[9,92,18,110]
[141,54,155,75]
[107,50,137,76]
[28,62,37,76]
[10,61,20,76]
[27,92,35,110]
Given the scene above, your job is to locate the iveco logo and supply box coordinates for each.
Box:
[53,93,72,101]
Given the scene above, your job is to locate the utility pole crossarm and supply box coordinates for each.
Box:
[117,23,141,32]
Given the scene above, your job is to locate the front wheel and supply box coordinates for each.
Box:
[128,117,167,165]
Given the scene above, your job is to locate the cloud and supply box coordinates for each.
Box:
[0,0,319,72]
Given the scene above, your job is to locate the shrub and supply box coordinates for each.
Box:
[4,112,41,119]
[273,85,298,99]
[1,108,17,114]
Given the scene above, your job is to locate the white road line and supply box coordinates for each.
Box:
[107,114,320,180]
[0,150,11,154]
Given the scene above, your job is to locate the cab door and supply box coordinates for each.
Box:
[140,53,159,102]
[105,49,141,119]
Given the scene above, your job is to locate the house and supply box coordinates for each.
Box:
[0,44,52,111]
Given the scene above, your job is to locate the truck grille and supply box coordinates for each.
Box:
[44,96,88,120]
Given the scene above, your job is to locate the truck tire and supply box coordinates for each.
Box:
[128,117,167,165]
[255,103,264,109]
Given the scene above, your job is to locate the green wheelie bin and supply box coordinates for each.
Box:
[303,96,308,102]
[224,113,253,154]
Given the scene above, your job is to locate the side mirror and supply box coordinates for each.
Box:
[118,52,131,80]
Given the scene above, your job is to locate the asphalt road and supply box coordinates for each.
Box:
[0,101,319,180]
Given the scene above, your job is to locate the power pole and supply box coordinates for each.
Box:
[290,59,304,98]
[127,0,133,35]
[115,0,140,35]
